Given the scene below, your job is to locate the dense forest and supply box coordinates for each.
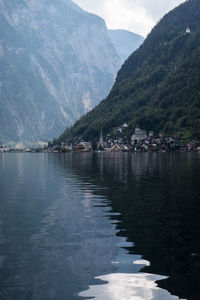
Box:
[55,0,200,144]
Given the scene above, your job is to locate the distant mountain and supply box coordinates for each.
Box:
[108,29,144,62]
[0,0,121,146]
[57,0,200,143]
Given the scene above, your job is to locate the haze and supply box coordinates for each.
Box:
[73,0,186,36]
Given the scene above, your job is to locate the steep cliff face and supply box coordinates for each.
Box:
[108,29,144,62]
[0,0,121,145]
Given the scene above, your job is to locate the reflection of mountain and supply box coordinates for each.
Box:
[30,183,120,299]
[0,154,121,299]
[60,152,200,300]
[1,153,199,299]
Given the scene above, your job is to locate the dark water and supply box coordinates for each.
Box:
[0,152,200,300]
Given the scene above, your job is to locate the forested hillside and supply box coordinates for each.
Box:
[56,0,200,144]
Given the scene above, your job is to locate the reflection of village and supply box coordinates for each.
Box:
[1,125,200,153]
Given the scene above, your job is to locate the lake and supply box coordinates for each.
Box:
[0,152,199,300]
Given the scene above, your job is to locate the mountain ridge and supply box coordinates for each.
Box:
[0,0,120,146]
[56,0,200,144]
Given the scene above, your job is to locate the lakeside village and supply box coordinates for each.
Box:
[1,125,200,153]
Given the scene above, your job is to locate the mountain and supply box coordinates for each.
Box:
[0,0,121,146]
[108,29,144,62]
[57,0,200,144]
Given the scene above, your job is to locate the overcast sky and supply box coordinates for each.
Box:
[72,0,186,36]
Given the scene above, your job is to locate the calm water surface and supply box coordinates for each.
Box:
[0,152,199,300]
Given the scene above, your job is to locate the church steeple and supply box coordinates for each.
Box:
[98,128,104,150]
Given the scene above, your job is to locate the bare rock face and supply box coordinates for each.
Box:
[0,0,121,145]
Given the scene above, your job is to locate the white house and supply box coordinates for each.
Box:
[186,27,191,34]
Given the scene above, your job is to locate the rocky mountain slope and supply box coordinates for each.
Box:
[108,29,144,62]
[57,0,200,143]
[0,0,121,145]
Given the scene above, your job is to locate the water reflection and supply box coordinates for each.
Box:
[80,273,179,300]
[0,154,123,299]
[79,239,181,300]
[58,152,200,300]
[0,153,199,299]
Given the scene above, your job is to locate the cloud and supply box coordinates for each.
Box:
[103,0,155,36]
[72,0,186,36]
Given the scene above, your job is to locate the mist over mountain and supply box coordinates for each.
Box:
[108,29,144,62]
[0,0,121,146]
[57,0,200,143]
